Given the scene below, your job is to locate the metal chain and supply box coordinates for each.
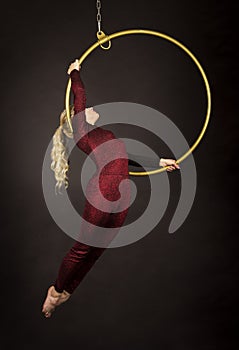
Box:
[96,0,111,49]
[96,0,102,33]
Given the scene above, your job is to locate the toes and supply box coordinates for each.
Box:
[42,308,52,318]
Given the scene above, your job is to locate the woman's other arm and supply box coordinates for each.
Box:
[127,152,160,168]
[127,152,180,172]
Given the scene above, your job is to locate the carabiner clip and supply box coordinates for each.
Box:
[97,31,111,50]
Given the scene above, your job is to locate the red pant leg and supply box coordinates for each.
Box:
[54,174,130,294]
[64,207,129,294]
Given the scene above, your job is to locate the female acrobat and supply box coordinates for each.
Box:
[42,59,180,318]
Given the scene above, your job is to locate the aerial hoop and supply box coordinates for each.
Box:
[65,28,211,176]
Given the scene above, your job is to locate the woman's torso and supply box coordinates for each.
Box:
[76,124,129,177]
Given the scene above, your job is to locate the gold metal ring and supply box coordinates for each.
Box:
[65,29,211,176]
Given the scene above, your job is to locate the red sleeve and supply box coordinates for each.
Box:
[70,69,86,114]
[70,69,91,154]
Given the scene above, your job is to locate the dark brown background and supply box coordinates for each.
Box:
[1,0,238,349]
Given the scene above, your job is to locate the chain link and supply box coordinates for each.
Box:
[96,0,102,32]
[96,0,111,50]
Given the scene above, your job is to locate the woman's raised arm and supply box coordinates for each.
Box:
[70,68,86,114]
[67,60,92,153]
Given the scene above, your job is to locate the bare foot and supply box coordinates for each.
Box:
[42,285,71,318]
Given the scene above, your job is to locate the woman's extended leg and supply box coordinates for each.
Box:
[65,207,129,294]
[62,174,131,293]
[64,175,130,293]
[42,175,130,317]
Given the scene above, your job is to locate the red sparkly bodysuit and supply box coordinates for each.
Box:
[53,69,160,294]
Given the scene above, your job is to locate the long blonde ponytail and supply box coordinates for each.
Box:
[50,106,75,194]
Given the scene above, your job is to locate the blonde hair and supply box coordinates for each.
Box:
[50,106,75,195]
